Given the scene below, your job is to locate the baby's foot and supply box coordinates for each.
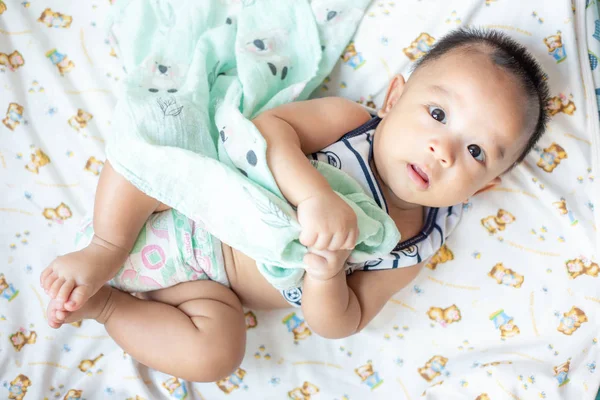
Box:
[47,285,113,329]
[41,237,128,313]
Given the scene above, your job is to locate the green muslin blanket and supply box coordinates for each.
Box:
[105,0,400,290]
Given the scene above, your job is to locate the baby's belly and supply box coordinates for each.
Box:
[222,244,290,310]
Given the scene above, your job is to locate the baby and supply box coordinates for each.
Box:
[40,28,549,382]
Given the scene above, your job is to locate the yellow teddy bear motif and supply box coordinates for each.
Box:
[537,143,567,173]
[216,368,246,394]
[425,244,454,270]
[162,376,188,398]
[288,381,319,400]
[418,355,448,382]
[3,102,24,131]
[481,209,515,235]
[25,148,51,174]
[488,263,524,288]
[84,156,104,175]
[553,359,571,386]
[403,33,435,61]
[282,312,312,341]
[489,309,520,339]
[547,94,576,116]
[427,305,461,327]
[544,31,567,64]
[341,41,366,70]
[8,374,31,400]
[565,257,599,279]
[68,109,94,131]
[38,8,73,28]
[0,50,25,72]
[355,361,384,390]
[552,198,578,225]
[544,31,567,63]
[476,394,491,400]
[9,328,37,351]
[43,202,73,223]
[78,353,103,374]
[63,389,83,400]
[0,1,6,15]
[46,49,75,76]
[553,199,568,215]
[557,306,587,335]
[0,273,19,301]
[245,310,257,329]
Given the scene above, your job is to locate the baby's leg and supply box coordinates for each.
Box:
[41,161,162,314]
[48,280,246,382]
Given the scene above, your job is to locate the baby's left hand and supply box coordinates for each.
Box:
[303,248,351,281]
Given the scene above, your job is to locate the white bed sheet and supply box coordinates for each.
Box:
[1,0,599,399]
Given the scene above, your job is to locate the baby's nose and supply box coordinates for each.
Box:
[428,141,454,167]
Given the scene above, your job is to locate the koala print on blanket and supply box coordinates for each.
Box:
[143,56,187,94]
[219,125,259,177]
[241,30,290,80]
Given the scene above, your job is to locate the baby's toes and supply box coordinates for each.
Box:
[65,285,93,312]
[42,270,58,293]
[56,278,75,303]
[55,308,69,322]
[40,266,53,286]
[49,277,66,299]
[46,300,63,329]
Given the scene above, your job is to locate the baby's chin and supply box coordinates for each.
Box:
[390,185,465,209]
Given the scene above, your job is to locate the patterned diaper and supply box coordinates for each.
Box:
[75,210,228,292]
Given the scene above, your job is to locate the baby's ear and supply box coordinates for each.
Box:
[378,74,405,118]
[473,177,501,196]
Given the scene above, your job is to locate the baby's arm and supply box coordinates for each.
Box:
[253,98,371,250]
[302,255,424,339]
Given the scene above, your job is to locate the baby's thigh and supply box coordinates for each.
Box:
[149,280,246,380]
[144,280,242,310]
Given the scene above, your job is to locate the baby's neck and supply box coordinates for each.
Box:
[370,159,422,212]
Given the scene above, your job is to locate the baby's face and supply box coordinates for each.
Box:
[373,50,531,208]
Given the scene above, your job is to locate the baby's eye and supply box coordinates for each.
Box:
[428,106,447,124]
[468,144,486,163]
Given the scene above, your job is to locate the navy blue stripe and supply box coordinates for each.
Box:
[366,133,388,213]
[393,207,440,251]
[391,252,399,269]
[342,139,382,209]
[340,116,381,141]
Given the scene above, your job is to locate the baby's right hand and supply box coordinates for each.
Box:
[297,191,358,251]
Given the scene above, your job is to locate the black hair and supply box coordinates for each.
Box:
[412,27,551,168]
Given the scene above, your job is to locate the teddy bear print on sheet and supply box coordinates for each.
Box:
[1,1,599,399]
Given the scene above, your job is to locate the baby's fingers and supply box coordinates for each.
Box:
[313,233,333,251]
[328,232,347,251]
[342,229,358,250]
[303,252,328,269]
[299,230,318,248]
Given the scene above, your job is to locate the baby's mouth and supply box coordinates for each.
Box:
[412,164,429,183]
[407,163,430,189]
